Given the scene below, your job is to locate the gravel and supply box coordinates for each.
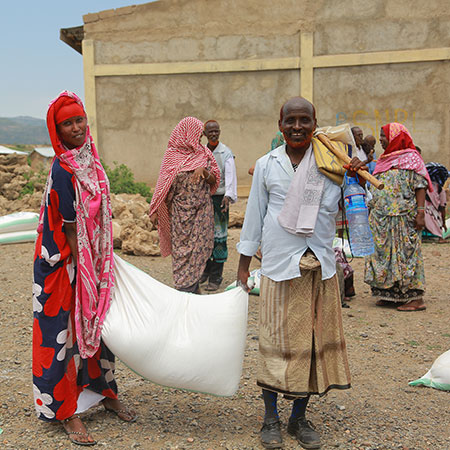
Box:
[1,231,449,449]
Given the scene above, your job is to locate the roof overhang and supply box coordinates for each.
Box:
[60,25,84,54]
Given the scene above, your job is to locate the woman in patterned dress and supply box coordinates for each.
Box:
[149,117,220,293]
[33,92,135,446]
[364,123,432,311]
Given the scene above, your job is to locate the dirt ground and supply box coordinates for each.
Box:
[1,223,449,449]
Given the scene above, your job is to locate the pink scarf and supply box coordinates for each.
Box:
[373,123,432,190]
[149,117,220,257]
[39,91,114,358]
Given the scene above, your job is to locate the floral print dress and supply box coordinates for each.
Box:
[364,169,427,302]
[33,159,117,421]
[167,171,214,290]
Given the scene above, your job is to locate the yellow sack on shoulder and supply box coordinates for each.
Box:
[312,137,349,185]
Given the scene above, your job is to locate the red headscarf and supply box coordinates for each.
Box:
[149,117,220,257]
[373,122,432,190]
[39,91,115,358]
[53,96,85,125]
[380,122,416,157]
[47,95,86,156]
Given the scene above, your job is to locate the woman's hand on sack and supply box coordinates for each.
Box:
[415,210,425,231]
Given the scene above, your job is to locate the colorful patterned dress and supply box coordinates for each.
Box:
[364,169,427,302]
[167,170,214,290]
[32,159,117,421]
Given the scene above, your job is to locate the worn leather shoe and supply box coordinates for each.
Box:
[260,417,283,449]
[287,417,320,449]
[204,281,220,291]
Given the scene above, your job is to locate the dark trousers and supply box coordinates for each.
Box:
[203,259,224,285]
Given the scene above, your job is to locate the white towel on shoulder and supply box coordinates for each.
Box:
[278,147,325,236]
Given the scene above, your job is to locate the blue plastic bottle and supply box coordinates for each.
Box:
[343,175,374,257]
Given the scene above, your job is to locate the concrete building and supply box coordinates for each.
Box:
[62,0,450,192]
[29,147,54,171]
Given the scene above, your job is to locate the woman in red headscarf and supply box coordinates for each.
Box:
[33,91,135,446]
[364,123,432,311]
[149,117,220,293]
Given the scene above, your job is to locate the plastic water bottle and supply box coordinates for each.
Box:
[343,175,374,257]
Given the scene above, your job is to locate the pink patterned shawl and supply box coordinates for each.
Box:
[149,117,220,257]
[373,122,432,190]
[39,91,114,358]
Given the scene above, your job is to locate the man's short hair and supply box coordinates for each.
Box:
[204,119,219,130]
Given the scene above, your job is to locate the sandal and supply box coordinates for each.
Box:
[102,399,137,423]
[62,414,96,446]
[397,300,426,312]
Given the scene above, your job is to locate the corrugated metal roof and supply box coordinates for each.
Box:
[32,147,54,158]
[0,145,27,155]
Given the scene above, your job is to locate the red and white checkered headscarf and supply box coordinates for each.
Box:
[149,117,220,256]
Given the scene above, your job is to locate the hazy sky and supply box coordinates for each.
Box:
[1,1,153,119]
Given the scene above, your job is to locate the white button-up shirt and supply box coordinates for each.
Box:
[237,145,341,282]
[212,142,238,202]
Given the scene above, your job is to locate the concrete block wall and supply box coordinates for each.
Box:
[82,0,450,186]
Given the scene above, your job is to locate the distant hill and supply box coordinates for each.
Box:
[0,116,49,145]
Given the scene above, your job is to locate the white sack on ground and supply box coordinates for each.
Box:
[0,212,39,244]
[409,349,450,391]
[0,230,37,244]
[102,254,249,397]
[0,212,38,233]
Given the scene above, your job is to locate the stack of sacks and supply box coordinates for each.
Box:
[0,212,39,244]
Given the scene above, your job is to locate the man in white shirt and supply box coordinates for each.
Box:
[201,120,238,291]
[237,97,363,449]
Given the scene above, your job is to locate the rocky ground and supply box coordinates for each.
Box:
[0,152,245,257]
[1,225,449,450]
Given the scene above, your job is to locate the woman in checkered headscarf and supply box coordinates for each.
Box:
[149,117,220,293]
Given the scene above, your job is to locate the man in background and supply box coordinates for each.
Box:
[351,126,367,162]
[201,120,237,291]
